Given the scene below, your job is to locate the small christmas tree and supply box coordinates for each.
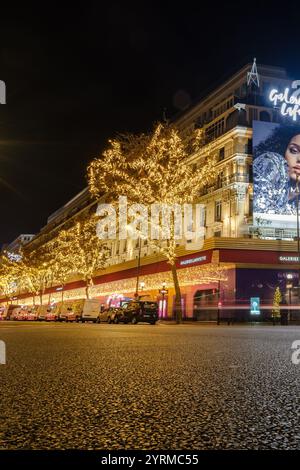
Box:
[272,287,282,325]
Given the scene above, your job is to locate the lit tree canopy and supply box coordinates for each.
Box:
[54,214,109,298]
[88,122,216,205]
[87,122,218,322]
[0,252,19,300]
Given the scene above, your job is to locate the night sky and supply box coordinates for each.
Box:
[1,1,300,245]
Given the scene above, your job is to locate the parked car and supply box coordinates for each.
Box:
[58,299,85,322]
[37,304,50,321]
[45,303,61,321]
[98,306,122,323]
[0,306,5,320]
[0,304,21,321]
[58,305,74,322]
[26,306,39,321]
[81,299,101,323]
[119,300,158,324]
[11,307,27,321]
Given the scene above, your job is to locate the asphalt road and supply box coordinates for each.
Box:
[1,321,300,450]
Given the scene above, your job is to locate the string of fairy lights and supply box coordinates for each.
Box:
[15,263,231,306]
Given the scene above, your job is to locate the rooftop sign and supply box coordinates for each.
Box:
[269,80,300,121]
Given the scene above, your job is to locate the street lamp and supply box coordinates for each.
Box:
[286,273,293,323]
[135,236,142,298]
[296,176,300,300]
[159,281,168,319]
[217,301,222,325]
[286,281,293,323]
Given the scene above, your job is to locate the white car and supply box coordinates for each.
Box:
[81,299,101,323]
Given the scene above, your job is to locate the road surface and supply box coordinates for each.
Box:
[0,322,300,450]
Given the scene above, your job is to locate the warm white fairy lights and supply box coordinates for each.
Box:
[5,263,231,305]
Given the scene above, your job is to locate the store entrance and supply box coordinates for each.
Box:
[193,289,218,321]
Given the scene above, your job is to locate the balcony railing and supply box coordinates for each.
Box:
[224,173,249,184]
[199,173,249,196]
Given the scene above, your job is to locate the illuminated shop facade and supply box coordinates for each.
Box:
[2,62,300,320]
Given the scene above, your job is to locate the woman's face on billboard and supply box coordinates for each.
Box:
[285,134,300,181]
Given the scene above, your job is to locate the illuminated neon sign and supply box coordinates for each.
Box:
[250,297,260,315]
[179,255,207,266]
[269,80,300,121]
[279,256,300,263]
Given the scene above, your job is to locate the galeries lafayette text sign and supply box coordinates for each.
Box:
[279,256,300,263]
[269,80,300,121]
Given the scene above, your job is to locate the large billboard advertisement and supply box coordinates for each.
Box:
[253,120,300,232]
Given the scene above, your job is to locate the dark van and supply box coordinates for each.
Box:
[121,300,158,325]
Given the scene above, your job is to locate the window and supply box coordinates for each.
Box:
[215,201,222,222]
[275,228,284,239]
[217,173,223,189]
[214,231,221,238]
[249,164,253,182]
[218,147,225,161]
[206,117,225,142]
[249,196,253,215]
[201,206,207,227]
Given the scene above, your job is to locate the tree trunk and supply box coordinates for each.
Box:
[170,263,182,323]
[48,281,53,304]
[85,283,90,299]
[40,292,43,306]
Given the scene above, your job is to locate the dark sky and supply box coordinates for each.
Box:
[1,1,300,245]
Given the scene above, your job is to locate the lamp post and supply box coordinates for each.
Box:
[217,279,221,325]
[286,272,294,323]
[286,280,293,324]
[296,177,300,301]
[159,281,168,319]
[135,236,142,299]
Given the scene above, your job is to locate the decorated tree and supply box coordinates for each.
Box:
[48,233,76,303]
[21,244,54,305]
[0,251,23,302]
[88,122,217,322]
[272,286,282,325]
[56,214,109,299]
